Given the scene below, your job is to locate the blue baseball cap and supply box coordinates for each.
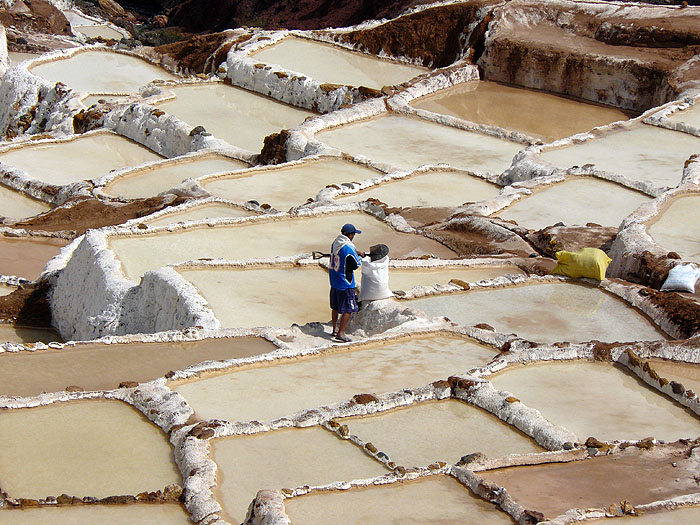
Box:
[341,223,362,235]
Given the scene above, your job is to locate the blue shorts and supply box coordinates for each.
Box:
[330,287,358,314]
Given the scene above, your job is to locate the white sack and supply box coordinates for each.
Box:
[358,255,393,302]
[661,263,700,293]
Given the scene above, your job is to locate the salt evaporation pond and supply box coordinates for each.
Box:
[341,400,541,466]
[667,102,700,128]
[250,36,426,89]
[104,154,248,199]
[0,285,14,297]
[490,362,700,441]
[201,158,381,210]
[335,170,501,207]
[82,94,129,106]
[0,324,62,344]
[411,80,631,142]
[212,427,388,523]
[540,125,700,188]
[647,359,700,395]
[0,236,68,280]
[75,24,124,40]
[647,194,700,263]
[407,283,664,344]
[0,133,162,186]
[144,203,255,227]
[0,183,50,220]
[0,400,179,499]
[173,334,496,423]
[109,212,456,281]
[8,51,38,65]
[156,83,311,152]
[481,453,700,520]
[179,266,329,329]
[0,504,192,525]
[495,177,650,230]
[388,264,525,291]
[0,337,275,397]
[318,115,524,172]
[30,50,176,93]
[285,476,515,524]
[599,505,700,524]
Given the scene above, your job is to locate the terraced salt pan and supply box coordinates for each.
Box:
[341,400,541,467]
[334,170,501,207]
[647,359,700,396]
[0,324,62,344]
[668,102,700,128]
[0,236,68,280]
[0,504,192,524]
[156,84,311,153]
[179,266,329,329]
[388,265,525,291]
[201,159,381,210]
[82,94,129,106]
[75,24,124,40]
[318,115,524,172]
[104,155,248,199]
[0,400,179,499]
[174,334,496,423]
[490,362,700,442]
[286,475,514,524]
[600,506,700,523]
[0,134,162,186]
[8,51,38,65]
[0,285,14,297]
[29,50,176,93]
[109,212,456,281]
[540,125,700,188]
[0,336,275,397]
[0,183,50,220]
[480,453,700,520]
[495,177,650,230]
[250,37,426,90]
[212,427,388,523]
[412,80,631,142]
[407,283,664,344]
[647,195,700,263]
[144,203,254,227]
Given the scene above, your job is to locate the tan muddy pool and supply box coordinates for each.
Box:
[647,194,700,263]
[388,264,525,291]
[173,333,497,423]
[0,236,68,280]
[212,426,388,523]
[0,324,62,345]
[667,102,700,129]
[0,400,179,499]
[144,202,255,227]
[489,361,700,442]
[647,359,700,395]
[108,212,456,281]
[285,475,515,524]
[0,504,191,524]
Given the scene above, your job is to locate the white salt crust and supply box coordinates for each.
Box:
[644,91,700,138]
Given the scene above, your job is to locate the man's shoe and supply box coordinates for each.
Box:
[334,334,351,342]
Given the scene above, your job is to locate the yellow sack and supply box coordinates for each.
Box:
[552,248,611,281]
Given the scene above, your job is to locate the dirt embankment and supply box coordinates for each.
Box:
[0,0,72,38]
[154,31,234,73]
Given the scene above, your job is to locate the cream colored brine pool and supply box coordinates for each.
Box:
[388,264,525,291]
[647,194,700,263]
[341,400,541,467]
[0,183,50,220]
[250,37,425,90]
[0,504,191,524]
[0,400,179,499]
[335,170,501,207]
[412,81,631,142]
[109,212,455,281]
[319,115,523,172]
[0,336,276,397]
[75,24,124,40]
[104,154,248,199]
[145,203,254,227]
[0,134,162,186]
[647,359,700,395]
[495,177,650,230]
[179,267,330,329]
[0,285,14,297]
[406,283,664,343]
[285,476,515,524]
[212,427,388,523]
[8,51,39,65]
[174,334,495,423]
[156,84,312,153]
[201,159,381,210]
[540,125,700,188]
[598,506,700,524]
[30,50,176,93]
[490,362,700,441]
[668,102,700,128]
[0,237,68,280]
[0,324,62,344]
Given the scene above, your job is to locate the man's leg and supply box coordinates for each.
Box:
[337,312,351,337]
[331,309,339,335]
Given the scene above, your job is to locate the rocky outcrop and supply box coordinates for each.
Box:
[154,30,236,74]
[0,0,72,37]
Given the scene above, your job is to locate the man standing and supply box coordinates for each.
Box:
[329,223,364,342]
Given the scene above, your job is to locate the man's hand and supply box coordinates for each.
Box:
[359,251,366,258]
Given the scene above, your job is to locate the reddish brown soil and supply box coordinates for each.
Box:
[0,0,72,37]
[527,225,618,259]
[0,282,53,327]
[155,31,233,73]
[426,218,534,258]
[11,195,188,235]
[639,286,700,339]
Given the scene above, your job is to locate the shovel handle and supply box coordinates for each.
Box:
[312,251,330,259]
